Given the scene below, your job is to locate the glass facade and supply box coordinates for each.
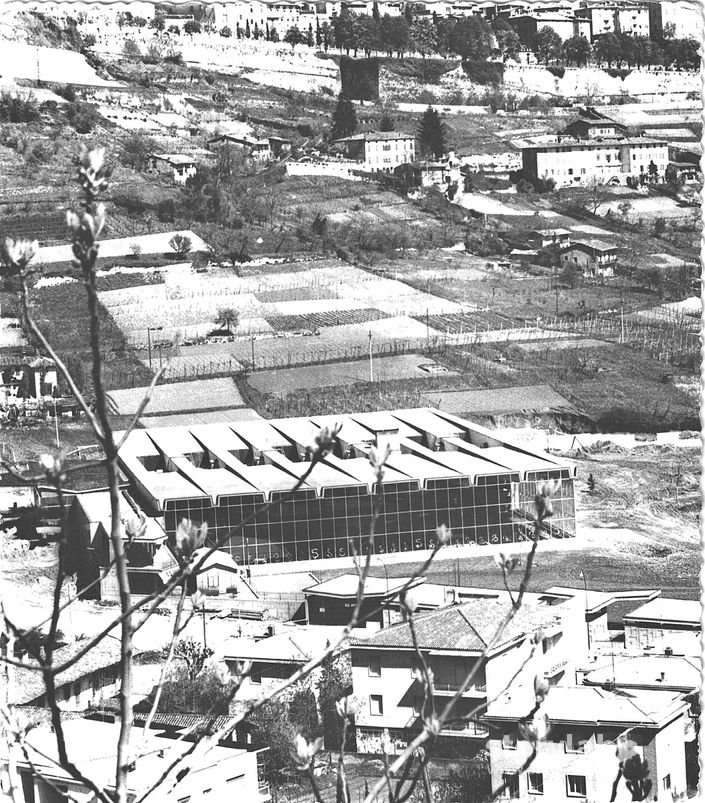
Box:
[164,469,575,566]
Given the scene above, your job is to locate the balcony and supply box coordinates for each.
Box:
[439,720,489,738]
[433,682,487,697]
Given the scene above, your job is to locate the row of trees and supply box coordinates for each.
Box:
[533,28,700,69]
[115,6,699,68]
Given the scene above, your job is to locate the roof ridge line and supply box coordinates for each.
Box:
[455,605,489,650]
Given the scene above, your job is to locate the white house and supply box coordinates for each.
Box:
[335,132,416,173]
[147,153,197,185]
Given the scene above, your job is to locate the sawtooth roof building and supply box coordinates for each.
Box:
[116,408,575,566]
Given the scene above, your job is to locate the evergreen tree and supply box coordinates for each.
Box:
[372,1,380,21]
[417,105,447,160]
[316,19,322,46]
[331,92,357,140]
[307,23,314,47]
[245,20,251,38]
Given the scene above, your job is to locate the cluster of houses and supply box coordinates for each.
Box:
[0,407,700,800]
[4,552,699,801]
[25,0,698,42]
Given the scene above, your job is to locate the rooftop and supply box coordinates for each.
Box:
[223,625,350,664]
[303,574,425,599]
[584,654,701,693]
[524,136,668,151]
[11,636,127,705]
[485,685,688,728]
[115,409,572,509]
[624,598,700,626]
[336,132,415,143]
[568,239,621,253]
[350,599,562,656]
[17,718,246,796]
[150,153,196,166]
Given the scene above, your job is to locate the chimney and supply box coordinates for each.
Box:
[375,427,400,455]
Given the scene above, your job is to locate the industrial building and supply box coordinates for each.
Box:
[116,408,576,566]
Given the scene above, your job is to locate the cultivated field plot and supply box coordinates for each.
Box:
[265,308,389,332]
[414,311,512,334]
[248,355,458,395]
[99,260,465,350]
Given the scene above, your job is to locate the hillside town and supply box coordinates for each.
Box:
[0,0,701,801]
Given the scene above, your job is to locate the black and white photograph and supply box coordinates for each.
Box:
[0,0,701,800]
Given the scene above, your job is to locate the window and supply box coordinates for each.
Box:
[566,775,587,797]
[565,732,587,753]
[568,168,573,175]
[370,695,383,716]
[503,773,520,799]
[528,773,544,794]
[250,668,262,685]
[663,775,671,790]
[368,656,381,677]
[502,732,518,750]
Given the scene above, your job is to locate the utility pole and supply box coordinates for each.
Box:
[368,330,373,382]
[250,334,256,369]
[53,398,60,449]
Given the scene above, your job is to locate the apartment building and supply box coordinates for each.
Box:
[484,686,689,802]
[335,132,416,173]
[521,136,669,187]
[350,597,587,756]
[577,1,650,39]
[623,598,701,657]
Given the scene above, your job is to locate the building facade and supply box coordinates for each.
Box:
[336,133,416,173]
[350,598,587,757]
[484,686,689,802]
[116,409,576,566]
[561,240,619,278]
[522,137,669,188]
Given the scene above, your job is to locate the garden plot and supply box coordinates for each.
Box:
[98,258,463,369]
[265,309,389,332]
[249,355,457,395]
[36,231,209,265]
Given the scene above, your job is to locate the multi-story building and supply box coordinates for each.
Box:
[623,598,701,657]
[147,153,197,185]
[577,1,650,39]
[510,12,591,43]
[648,0,703,40]
[484,686,689,802]
[560,108,627,140]
[521,136,669,187]
[12,718,271,803]
[561,240,620,278]
[350,597,587,756]
[116,409,577,566]
[335,132,416,173]
[223,624,350,699]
